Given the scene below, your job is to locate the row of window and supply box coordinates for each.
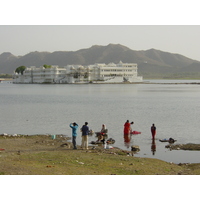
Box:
[21,75,63,78]
[101,69,137,72]
[25,71,65,74]
[102,74,135,77]
[117,65,137,67]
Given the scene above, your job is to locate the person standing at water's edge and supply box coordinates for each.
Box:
[151,124,156,140]
[81,122,89,150]
[124,120,134,134]
[70,122,79,149]
[124,120,130,134]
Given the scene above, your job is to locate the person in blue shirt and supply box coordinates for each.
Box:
[70,122,78,149]
[81,122,89,150]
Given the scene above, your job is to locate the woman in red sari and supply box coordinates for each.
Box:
[124,120,130,134]
[124,120,134,134]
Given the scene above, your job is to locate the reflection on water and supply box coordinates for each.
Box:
[124,134,157,156]
[124,134,131,148]
[151,139,156,155]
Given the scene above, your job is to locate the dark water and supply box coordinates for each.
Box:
[1,80,200,163]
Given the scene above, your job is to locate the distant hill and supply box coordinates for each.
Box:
[1,44,200,78]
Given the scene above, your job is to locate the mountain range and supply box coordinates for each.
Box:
[1,44,200,78]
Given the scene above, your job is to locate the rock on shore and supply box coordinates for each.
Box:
[165,143,200,150]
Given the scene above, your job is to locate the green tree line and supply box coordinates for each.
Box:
[0,74,12,78]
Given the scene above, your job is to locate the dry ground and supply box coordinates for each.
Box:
[0,135,200,175]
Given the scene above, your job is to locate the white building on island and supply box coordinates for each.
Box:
[13,61,143,84]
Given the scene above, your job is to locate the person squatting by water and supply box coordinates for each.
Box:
[81,122,89,149]
[69,122,79,149]
[151,123,156,140]
[97,124,107,143]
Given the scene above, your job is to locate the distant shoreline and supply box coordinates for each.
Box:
[1,78,200,85]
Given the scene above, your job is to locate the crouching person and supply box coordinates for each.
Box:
[97,124,107,144]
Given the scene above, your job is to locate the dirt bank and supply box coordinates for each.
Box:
[1,135,200,175]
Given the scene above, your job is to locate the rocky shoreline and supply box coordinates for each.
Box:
[165,143,200,151]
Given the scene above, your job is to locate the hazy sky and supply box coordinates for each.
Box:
[0,25,200,61]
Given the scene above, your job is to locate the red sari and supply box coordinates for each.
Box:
[124,122,130,134]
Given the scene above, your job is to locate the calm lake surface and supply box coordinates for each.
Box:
[1,80,200,163]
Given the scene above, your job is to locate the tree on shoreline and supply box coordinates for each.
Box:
[43,64,52,69]
[15,66,26,75]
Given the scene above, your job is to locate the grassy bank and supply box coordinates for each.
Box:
[0,135,200,175]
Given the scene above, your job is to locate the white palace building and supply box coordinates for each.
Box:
[13,61,143,84]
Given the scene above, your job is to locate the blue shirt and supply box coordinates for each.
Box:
[81,125,89,136]
[70,123,79,137]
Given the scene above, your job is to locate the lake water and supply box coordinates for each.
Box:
[1,80,200,164]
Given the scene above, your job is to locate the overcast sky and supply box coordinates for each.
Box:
[0,25,200,61]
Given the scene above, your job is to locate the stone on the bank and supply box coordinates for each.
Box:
[60,143,72,149]
[131,145,140,151]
